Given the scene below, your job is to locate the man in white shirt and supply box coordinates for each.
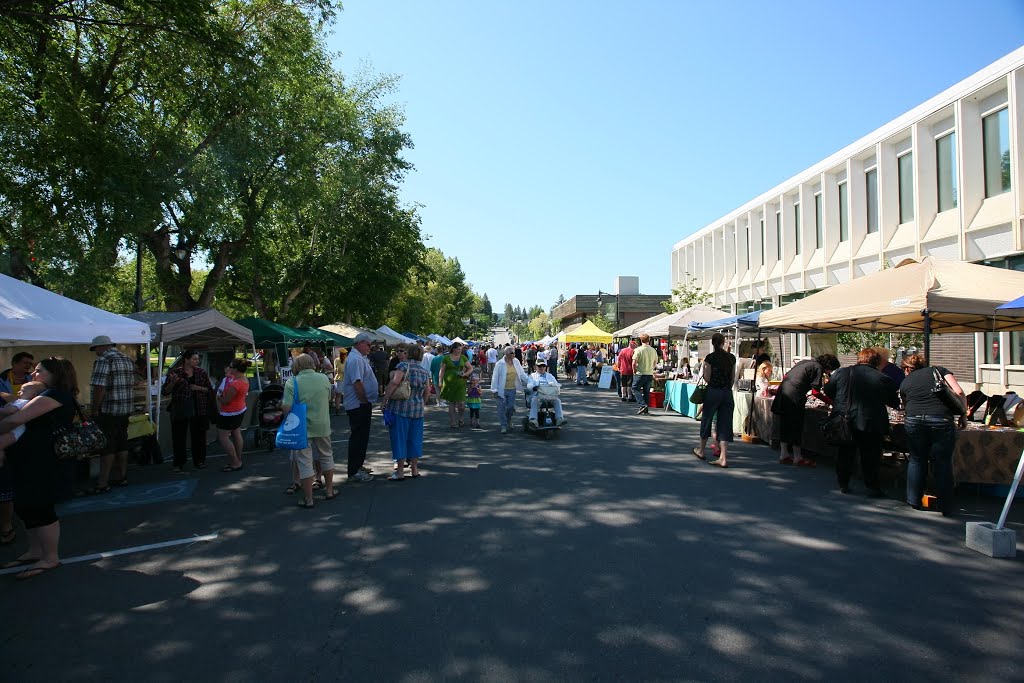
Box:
[421,345,436,405]
[526,359,566,428]
[485,345,498,380]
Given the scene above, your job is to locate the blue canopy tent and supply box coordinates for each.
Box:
[682,311,762,338]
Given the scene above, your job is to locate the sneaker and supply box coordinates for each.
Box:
[557,418,568,426]
[528,419,539,428]
[348,471,374,482]
[360,465,373,473]
[500,425,507,434]
[636,406,649,415]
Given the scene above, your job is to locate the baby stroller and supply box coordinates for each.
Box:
[251,383,285,451]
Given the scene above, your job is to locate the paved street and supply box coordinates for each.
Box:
[4,384,1023,682]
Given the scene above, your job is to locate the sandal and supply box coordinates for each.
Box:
[220,464,243,472]
[709,458,729,468]
[0,528,15,545]
[323,492,338,500]
[795,459,817,468]
[111,478,129,487]
[296,500,315,509]
[284,483,300,494]
[15,562,61,580]
[386,473,405,481]
[779,456,794,465]
[84,485,112,496]
[691,447,706,461]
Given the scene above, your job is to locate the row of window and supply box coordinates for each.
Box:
[730,107,1011,269]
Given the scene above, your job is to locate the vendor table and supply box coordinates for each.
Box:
[663,381,755,436]
[751,395,1023,485]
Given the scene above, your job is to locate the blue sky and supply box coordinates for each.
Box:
[330,1,1024,315]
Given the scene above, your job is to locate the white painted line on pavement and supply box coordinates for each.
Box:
[0,533,219,575]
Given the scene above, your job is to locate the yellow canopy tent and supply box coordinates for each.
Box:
[561,320,613,343]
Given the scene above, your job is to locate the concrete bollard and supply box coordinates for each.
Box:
[965,522,1017,558]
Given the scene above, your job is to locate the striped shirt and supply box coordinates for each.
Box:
[388,362,430,419]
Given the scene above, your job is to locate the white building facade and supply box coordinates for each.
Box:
[671,47,1024,392]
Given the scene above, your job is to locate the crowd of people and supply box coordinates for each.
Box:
[0,326,970,580]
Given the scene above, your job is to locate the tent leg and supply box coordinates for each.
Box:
[145,342,152,425]
[923,310,931,364]
[996,449,1024,530]
[254,344,263,390]
[155,342,164,440]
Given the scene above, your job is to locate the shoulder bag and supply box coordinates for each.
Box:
[391,365,412,400]
[819,367,855,446]
[932,368,966,417]
[275,376,309,450]
[55,403,108,461]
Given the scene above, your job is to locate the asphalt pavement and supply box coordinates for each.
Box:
[4,383,1023,682]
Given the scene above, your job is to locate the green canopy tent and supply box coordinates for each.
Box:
[297,326,354,348]
[236,317,340,378]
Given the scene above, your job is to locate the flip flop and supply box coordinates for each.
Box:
[691,447,706,461]
[795,459,817,468]
[0,528,15,545]
[296,501,315,509]
[386,473,405,481]
[709,459,729,468]
[15,563,61,580]
[323,492,338,500]
[284,483,300,494]
[220,465,243,472]
[83,485,112,496]
[2,557,38,569]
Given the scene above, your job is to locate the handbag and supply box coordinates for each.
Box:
[932,368,967,417]
[689,379,707,405]
[54,403,108,461]
[819,368,854,446]
[391,372,412,400]
[275,375,308,450]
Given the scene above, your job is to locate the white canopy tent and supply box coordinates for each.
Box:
[0,273,153,416]
[612,312,669,338]
[635,306,724,338]
[321,322,384,343]
[376,325,416,345]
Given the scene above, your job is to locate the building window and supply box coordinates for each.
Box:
[814,193,823,249]
[775,210,782,260]
[838,181,849,242]
[936,132,957,212]
[898,152,914,223]
[865,168,879,234]
[984,331,1000,364]
[793,203,801,256]
[759,218,765,266]
[743,224,749,270]
[983,108,1011,198]
[1012,332,1024,366]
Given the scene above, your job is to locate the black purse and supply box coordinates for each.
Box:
[932,368,966,417]
[819,368,854,446]
[54,403,108,461]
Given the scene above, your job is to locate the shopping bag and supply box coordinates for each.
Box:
[275,376,308,450]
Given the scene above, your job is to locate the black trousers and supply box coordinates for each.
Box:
[346,403,373,476]
[836,428,883,491]
[170,417,210,468]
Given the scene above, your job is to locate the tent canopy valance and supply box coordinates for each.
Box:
[127,310,254,350]
[758,257,1024,333]
[638,305,724,338]
[0,273,150,347]
[561,320,613,343]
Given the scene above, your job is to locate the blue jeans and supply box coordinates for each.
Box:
[632,374,653,407]
[576,365,588,384]
[495,389,517,428]
[904,416,956,511]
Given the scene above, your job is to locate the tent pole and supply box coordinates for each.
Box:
[923,310,931,364]
[155,341,164,440]
[253,344,263,390]
[145,341,152,425]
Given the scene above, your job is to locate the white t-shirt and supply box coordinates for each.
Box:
[486,348,498,364]
[9,397,28,440]
[421,352,435,372]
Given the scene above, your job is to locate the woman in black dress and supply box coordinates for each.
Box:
[772,354,840,466]
[0,357,77,580]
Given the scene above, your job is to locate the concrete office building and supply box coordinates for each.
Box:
[670,47,1024,392]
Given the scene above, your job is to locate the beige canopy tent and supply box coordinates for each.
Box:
[320,322,385,343]
[758,257,1024,357]
[640,305,724,338]
[560,320,613,343]
[612,311,669,338]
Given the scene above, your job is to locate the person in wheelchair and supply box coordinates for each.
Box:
[527,359,567,428]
